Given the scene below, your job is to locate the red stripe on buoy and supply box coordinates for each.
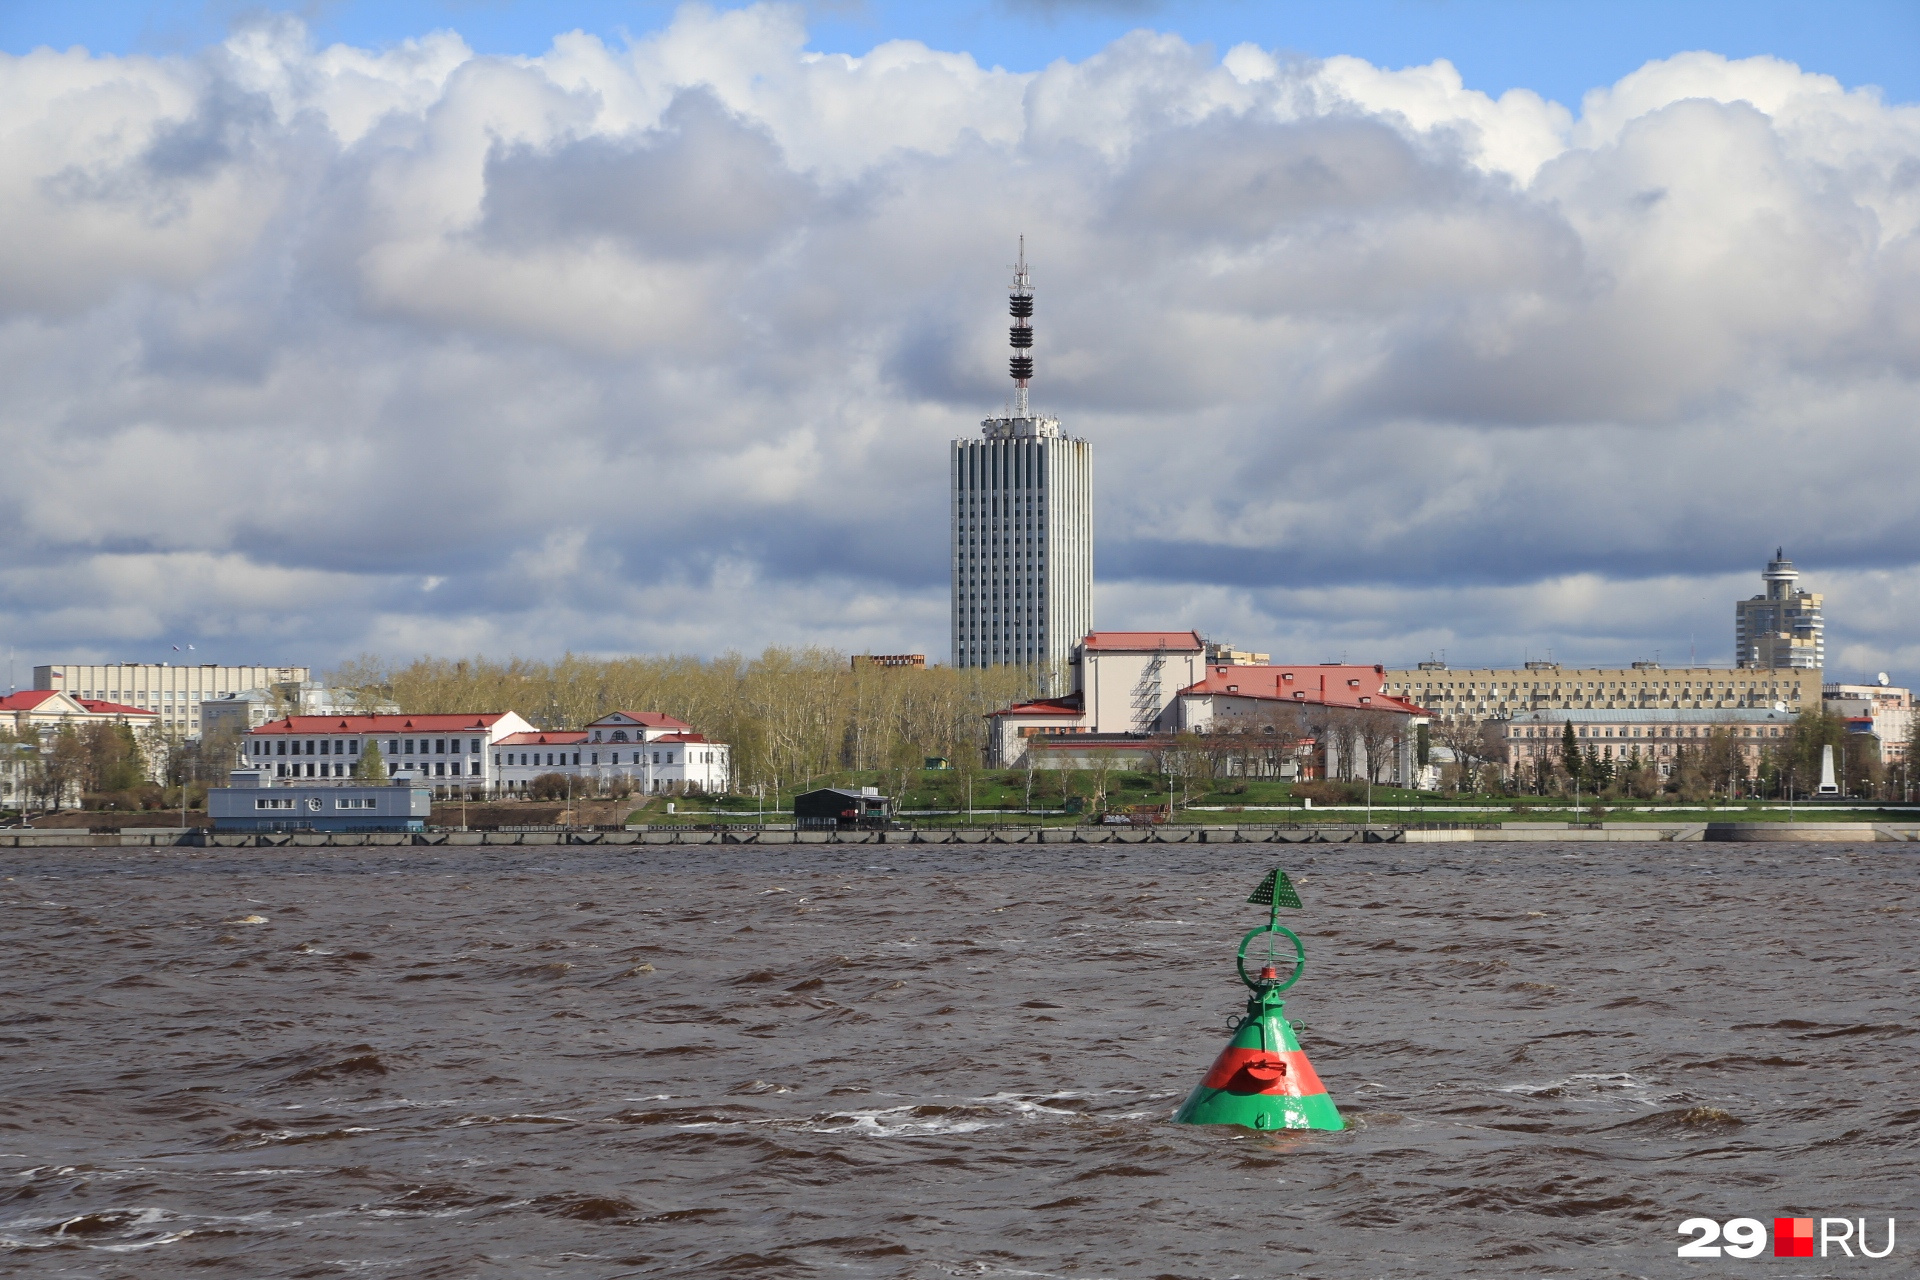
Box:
[1199,1047,1326,1097]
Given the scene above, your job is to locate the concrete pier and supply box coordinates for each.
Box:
[3,821,1915,848]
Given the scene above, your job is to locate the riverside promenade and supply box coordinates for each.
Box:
[5,821,1920,847]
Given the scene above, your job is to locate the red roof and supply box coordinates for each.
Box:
[588,711,693,730]
[990,695,1085,719]
[249,713,514,734]
[1081,631,1204,653]
[495,731,590,746]
[648,732,709,743]
[76,698,158,717]
[1178,664,1430,715]
[0,690,155,717]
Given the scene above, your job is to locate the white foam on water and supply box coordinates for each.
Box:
[1492,1071,1676,1107]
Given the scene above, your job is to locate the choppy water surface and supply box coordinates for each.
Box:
[2,843,1914,1278]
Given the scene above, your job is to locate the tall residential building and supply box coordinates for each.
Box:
[33,662,308,737]
[1735,548,1825,670]
[951,241,1093,681]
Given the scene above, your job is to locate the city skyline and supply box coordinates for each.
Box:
[2,6,1919,678]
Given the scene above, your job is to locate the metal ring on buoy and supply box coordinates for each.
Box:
[1234,924,1305,993]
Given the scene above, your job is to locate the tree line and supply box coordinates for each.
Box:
[326,649,1038,799]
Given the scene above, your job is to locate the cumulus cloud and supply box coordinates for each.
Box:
[1,5,1918,678]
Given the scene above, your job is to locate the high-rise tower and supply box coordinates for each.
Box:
[951,240,1093,680]
[1735,547,1825,670]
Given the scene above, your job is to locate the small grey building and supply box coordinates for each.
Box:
[208,768,432,833]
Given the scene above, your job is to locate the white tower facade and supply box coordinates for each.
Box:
[951,242,1093,679]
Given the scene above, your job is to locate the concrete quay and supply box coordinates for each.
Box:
[4,822,1918,848]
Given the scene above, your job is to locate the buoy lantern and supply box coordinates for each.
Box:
[1173,867,1345,1132]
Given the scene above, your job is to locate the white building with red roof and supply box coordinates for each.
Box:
[987,631,1206,764]
[491,730,590,793]
[1,691,165,805]
[1,690,162,735]
[240,708,731,799]
[986,632,1432,782]
[490,713,729,795]
[242,712,534,796]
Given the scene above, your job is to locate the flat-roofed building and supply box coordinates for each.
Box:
[951,246,1094,682]
[1824,681,1912,762]
[1737,549,1824,670]
[208,768,432,832]
[1505,707,1798,777]
[35,662,307,738]
[1383,664,1820,723]
[852,654,927,670]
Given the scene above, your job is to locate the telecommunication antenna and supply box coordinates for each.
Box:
[1008,236,1034,418]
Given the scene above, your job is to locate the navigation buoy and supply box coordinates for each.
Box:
[1173,866,1344,1132]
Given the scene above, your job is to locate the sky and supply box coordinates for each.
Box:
[2,1,1919,684]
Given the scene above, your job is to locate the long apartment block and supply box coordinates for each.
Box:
[1382,664,1821,722]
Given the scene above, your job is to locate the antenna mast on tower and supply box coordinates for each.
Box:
[1009,235,1034,418]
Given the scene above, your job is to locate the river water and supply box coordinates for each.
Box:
[2,843,1913,1278]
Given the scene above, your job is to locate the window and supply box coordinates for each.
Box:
[450,762,462,776]
[494,754,501,766]
[470,739,480,754]
[335,798,378,809]
[387,740,399,754]
[436,738,447,754]
[404,739,414,755]
[254,797,295,809]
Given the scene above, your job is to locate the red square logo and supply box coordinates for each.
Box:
[1775,1217,1814,1258]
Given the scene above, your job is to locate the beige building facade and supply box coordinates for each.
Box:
[34,663,308,738]
[1384,664,1820,723]
[1505,708,1797,777]
[1736,549,1824,670]
[1824,681,1912,763]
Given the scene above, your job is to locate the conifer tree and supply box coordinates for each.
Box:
[1561,721,1580,781]
[359,738,389,783]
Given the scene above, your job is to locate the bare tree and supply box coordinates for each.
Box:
[1435,717,1492,791]
[1352,711,1404,786]
[1215,703,1307,779]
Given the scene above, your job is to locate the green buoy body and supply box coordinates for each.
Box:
[1172,866,1345,1132]
[1172,985,1345,1130]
